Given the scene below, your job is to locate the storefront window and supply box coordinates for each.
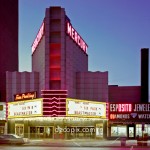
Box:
[136,124,142,136]
[147,125,150,136]
[143,124,150,136]
[129,127,134,138]
[30,126,53,139]
[111,125,127,137]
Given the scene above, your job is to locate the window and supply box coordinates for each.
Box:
[0,105,3,111]
[111,125,127,137]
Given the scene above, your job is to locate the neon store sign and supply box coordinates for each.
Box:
[14,91,37,101]
[66,21,88,54]
[32,22,45,54]
[110,104,132,112]
[109,103,150,120]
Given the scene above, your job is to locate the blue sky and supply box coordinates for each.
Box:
[19,0,150,97]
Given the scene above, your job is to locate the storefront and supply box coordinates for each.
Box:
[8,98,107,139]
[0,102,7,135]
[108,103,150,139]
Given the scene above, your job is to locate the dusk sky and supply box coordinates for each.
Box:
[19,0,150,98]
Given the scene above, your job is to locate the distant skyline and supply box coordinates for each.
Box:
[19,0,150,99]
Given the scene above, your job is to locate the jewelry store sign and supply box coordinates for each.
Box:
[109,103,150,120]
[8,99,43,118]
[66,98,106,118]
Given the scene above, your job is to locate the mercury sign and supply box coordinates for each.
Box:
[66,21,88,53]
[109,103,150,120]
[32,22,44,54]
[66,98,106,118]
[8,99,43,118]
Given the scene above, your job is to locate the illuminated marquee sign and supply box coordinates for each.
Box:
[0,103,6,120]
[66,98,106,118]
[32,22,44,54]
[8,99,43,118]
[109,103,150,120]
[66,21,88,53]
[14,91,37,101]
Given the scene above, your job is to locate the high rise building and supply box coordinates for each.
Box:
[0,0,18,102]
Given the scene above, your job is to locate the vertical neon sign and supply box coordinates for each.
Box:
[32,22,45,54]
[66,22,88,54]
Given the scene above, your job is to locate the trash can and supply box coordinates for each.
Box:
[121,137,126,146]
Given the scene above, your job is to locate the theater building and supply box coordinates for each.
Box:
[7,96,107,139]
[7,6,108,103]
[6,6,108,139]
[6,6,149,140]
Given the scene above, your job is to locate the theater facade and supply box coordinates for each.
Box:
[7,94,107,139]
[6,6,149,140]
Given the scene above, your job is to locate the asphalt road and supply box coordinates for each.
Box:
[0,146,150,150]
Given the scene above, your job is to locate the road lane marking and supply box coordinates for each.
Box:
[73,141,81,147]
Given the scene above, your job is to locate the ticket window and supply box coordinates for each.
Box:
[15,124,24,137]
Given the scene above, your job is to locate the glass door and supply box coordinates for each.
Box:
[15,124,24,137]
[128,125,135,139]
[45,127,53,138]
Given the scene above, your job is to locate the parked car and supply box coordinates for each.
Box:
[0,134,25,145]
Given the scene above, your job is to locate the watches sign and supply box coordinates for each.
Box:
[109,103,150,120]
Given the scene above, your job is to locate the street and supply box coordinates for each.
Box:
[0,138,150,150]
[0,146,150,150]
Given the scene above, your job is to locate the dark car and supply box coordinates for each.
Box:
[0,134,25,145]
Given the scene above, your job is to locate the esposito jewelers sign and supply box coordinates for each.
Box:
[8,99,43,118]
[66,98,106,118]
[109,103,150,120]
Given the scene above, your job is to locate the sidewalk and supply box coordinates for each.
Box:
[24,139,150,147]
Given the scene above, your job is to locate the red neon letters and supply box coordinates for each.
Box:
[67,22,88,53]
[110,104,132,112]
[32,22,45,54]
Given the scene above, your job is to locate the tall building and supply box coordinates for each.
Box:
[6,6,108,104]
[31,6,108,102]
[6,6,108,139]
[0,0,18,102]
